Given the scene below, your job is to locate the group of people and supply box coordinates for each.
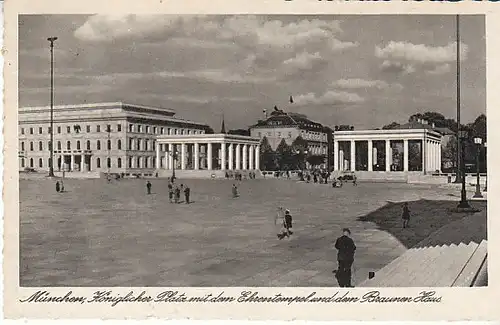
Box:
[225,171,257,180]
[275,207,294,240]
[163,180,191,204]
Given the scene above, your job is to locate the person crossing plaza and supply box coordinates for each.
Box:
[334,228,356,287]
[146,181,152,195]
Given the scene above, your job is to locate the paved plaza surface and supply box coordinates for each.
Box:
[19,178,486,287]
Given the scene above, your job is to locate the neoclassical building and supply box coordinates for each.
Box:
[18,102,209,176]
[155,133,261,178]
[333,128,443,174]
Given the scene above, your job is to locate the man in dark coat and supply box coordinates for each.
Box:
[184,185,191,204]
[146,181,152,195]
[334,228,356,287]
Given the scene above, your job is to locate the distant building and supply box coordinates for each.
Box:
[249,109,330,153]
[18,102,209,176]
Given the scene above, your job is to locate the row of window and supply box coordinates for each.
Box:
[20,124,204,136]
[20,139,159,152]
[20,156,156,169]
[258,131,293,138]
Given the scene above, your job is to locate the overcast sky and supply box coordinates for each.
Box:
[19,15,485,130]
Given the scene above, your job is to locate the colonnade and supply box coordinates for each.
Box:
[155,141,261,171]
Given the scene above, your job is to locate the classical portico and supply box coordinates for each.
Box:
[155,134,261,177]
[333,129,442,174]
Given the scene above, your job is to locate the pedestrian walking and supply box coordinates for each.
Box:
[168,182,173,203]
[284,209,293,236]
[55,181,60,193]
[275,207,287,240]
[146,181,152,195]
[334,228,356,287]
[174,185,181,203]
[352,174,357,186]
[402,202,411,228]
[232,184,239,198]
[184,185,191,204]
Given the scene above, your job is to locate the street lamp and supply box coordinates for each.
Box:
[166,150,179,180]
[483,142,487,192]
[457,130,470,208]
[47,36,58,177]
[473,137,483,198]
[295,149,308,180]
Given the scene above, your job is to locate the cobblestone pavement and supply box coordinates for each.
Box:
[19,178,479,287]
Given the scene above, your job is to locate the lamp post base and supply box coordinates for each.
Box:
[457,200,471,209]
[473,192,484,199]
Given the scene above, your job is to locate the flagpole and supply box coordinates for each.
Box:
[454,14,462,183]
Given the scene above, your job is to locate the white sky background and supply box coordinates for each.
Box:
[18,15,485,131]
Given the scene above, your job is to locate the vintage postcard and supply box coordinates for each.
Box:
[3,0,500,321]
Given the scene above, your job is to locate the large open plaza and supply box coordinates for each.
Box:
[19,178,486,287]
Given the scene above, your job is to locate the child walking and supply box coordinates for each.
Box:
[402,202,411,228]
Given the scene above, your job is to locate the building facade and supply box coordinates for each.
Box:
[18,102,209,176]
[249,110,332,168]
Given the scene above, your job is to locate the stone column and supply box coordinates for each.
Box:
[437,142,442,172]
[242,144,248,170]
[235,144,241,170]
[155,142,160,170]
[255,145,260,170]
[207,143,213,170]
[403,139,409,172]
[421,139,426,173]
[80,155,84,172]
[385,140,391,172]
[249,145,254,170]
[333,141,339,171]
[228,143,234,170]
[350,140,356,172]
[221,142,227,170]
[367,140,373,172]
[70,154,74,171]
[339,150,344,171]
[180,143,186,170]
[168,143,173,169]
[194,143,200,170]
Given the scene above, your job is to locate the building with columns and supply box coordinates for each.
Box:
[18,102,210,176]
[155,134,261,178]
[333,128,443,175]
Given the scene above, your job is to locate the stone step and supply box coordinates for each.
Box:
[452,240,487,287]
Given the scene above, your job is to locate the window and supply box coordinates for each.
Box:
[97,140,101,150]
[146,126,150,133]
[21,159,25,168]
[107,124,111,133]
[129,138,133,150]
[30,128,34,135]
[67,126,71,133]
[96,158,101,168]
[117,139,122,150]
[137,157,141,168]
[145,140,149,151]
[48,127,52,133]
[107,158,111,168]
[129,124,134,132]
[57,141,61,150]
[21,142,25,151]
[66,141,71,150]
[86,140,91,150]
[39,158,43,168]
[153,127,157,134]
[174,129,178,135]
[30,158,34,168]
[97,125,101,132]
[57,126,61,134]
[21,128,24,135]
[107,140,111,150]
[48,141,52,151]
[137,139,141,151]
[39,127,43,134]
[138,125,142,133]
[117,158,122,168]
[129,157,133,168]
[277,132,281,137]
[145,157,149,168]
[117,124,122,132]
[38,141,43,151]
[77,141,81,150]
[30,142,34,151]
[188,130,192,135]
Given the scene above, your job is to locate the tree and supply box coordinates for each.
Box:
[442,136,457,172]
[382,122,400,130]
[290,136,308,170]
[259,137,275,170]
[306,155,326,168]
[205,126,215,134]
[275,139,294,170]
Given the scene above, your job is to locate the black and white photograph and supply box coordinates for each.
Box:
[15,13,488,290]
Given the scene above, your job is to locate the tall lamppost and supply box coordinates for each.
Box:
[47,36,58,177]
[473,137,483,198]
[296,149,308,181]
[483,142,487,192]
[454,14,463,184]
[457,130,470,208]
[167,149,179,180]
